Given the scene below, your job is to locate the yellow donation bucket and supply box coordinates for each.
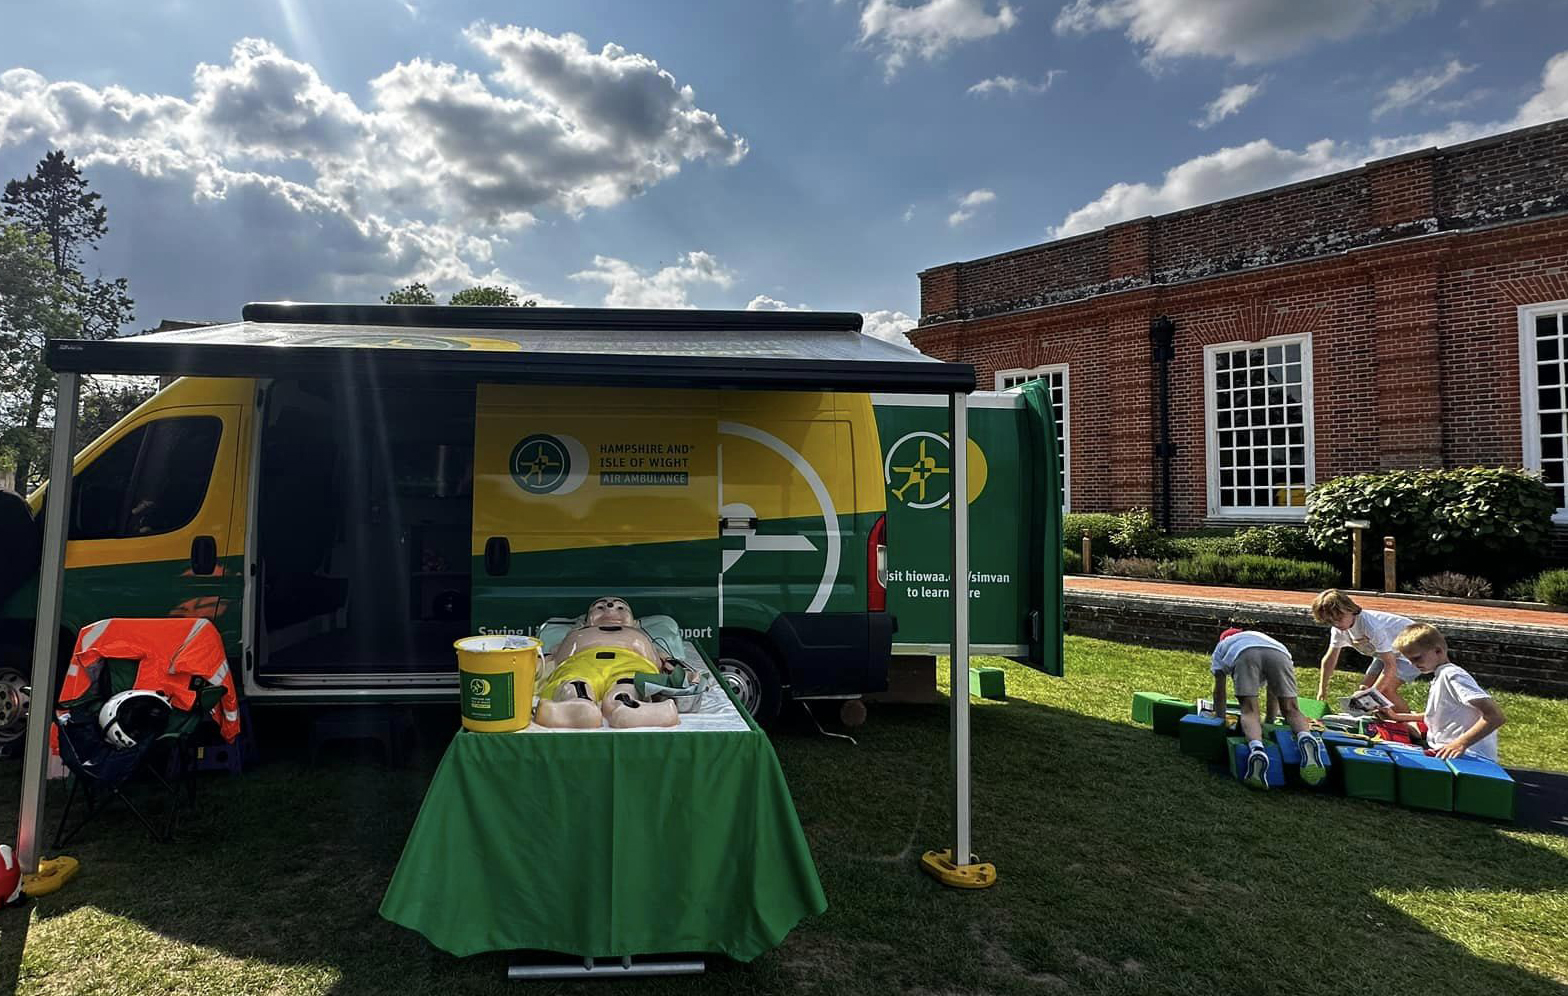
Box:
[454,635,540,732]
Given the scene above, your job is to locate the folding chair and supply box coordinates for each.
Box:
[52,659,226,847]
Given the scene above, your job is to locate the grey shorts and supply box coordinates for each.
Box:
[1232,646,1298,699]
[1363,655,1420,684]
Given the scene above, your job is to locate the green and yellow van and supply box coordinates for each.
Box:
[0,306,1060,739]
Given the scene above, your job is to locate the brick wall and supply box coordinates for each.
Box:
[1066,589,1568,697]
[913,117,1568,531]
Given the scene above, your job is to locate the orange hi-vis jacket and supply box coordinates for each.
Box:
[54,618,241,746]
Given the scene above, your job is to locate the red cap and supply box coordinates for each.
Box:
[1219,628,1244,642]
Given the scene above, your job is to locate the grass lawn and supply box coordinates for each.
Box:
[1,634,1565,995]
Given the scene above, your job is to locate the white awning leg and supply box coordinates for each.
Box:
[18,372,79,873]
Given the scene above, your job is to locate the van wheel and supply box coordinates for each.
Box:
[716,637,782,728]
[0,645,31,754]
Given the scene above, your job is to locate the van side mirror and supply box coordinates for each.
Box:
[191,535,218,575]
[484,536,511,577]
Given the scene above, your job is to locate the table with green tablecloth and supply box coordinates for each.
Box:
[379,653,826,962]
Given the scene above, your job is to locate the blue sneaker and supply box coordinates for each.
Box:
[1244,747,1271,790]
[1299,735,1327,787]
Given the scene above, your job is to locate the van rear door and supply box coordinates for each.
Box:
[872,387,1063,675]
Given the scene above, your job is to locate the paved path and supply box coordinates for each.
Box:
[1065,576,1568,630]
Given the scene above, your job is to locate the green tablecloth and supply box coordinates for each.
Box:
[379,721,827,961]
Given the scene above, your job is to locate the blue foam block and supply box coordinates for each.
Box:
[1230,740,1285,787]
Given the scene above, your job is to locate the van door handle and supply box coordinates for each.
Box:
[191,535,218,576]
[484,536,511,576]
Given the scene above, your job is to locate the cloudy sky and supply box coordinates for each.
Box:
[1,0,1565,345]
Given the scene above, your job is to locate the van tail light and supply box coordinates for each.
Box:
[868,513,888,611]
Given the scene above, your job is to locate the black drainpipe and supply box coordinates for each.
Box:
[1150,316,1176,533]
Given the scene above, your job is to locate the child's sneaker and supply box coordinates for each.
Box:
[1243,746,1271,790]
[1299,735,1327,786]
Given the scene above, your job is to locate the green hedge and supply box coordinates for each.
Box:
[1306,467,1554,585]
[1063,548,1083,574]
[1062,513,1120,559]
[1163,552,1339,590]
[1537,569,1568,607]
[1232,524,1321,560]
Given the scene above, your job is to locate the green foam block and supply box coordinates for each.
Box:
[1132,691,1184,726]
[968,666,1006,700]
[1446,756,1514,821]
[1151,698,1194,736]
[1336,745,1397,804]
[1179,713,1230,763]
[1296,697,1328,720]
[1389,748,1454,811]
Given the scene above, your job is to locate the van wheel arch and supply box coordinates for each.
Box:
[716,629,784,728]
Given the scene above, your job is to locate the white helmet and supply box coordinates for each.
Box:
[97,689,173,750]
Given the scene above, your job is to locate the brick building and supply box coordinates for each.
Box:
[912,118,1568,537]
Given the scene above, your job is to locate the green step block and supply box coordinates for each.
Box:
[1179,713,1230,763]
[968,666,1006,700]
[1151,698,1194,736]
[1389,748,1454,811]
[1335,745,1397,804]
[1132,691,1185,726]
[1446,756,1515,821]
[1296,697,1328,720]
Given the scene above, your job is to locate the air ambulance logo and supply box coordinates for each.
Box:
[883,432,989,509]
[469,677,491,697]
[509,433,588,496]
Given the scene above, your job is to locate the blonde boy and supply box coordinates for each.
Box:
[1382,623,1506,761]
[1309,589,1417,713]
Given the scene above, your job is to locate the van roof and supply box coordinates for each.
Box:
[47,303,975,394]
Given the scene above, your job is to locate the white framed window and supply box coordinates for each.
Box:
[1203,334,1315,520]
[996,365,1070,510]
[1519,300,1568,524]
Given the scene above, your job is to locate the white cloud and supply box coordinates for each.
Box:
[1373,59,1475,118]
[0,28,746,297]
[968,70,1064,96]
[859,0,1019,77]
[745,294,811,311]
[1195,80,1263,128]
[948,187,996,226]
[1047,48,1568,240]
[903,203,916,223]
[570,251,734,308]
[1054,0,1436,65]
[861,309,918,348]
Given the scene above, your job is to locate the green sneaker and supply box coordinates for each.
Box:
[1299,735,1327,787]
[1243,747,1271,790]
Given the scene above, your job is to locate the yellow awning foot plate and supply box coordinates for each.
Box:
[919,849,996,889]
[22,856,80,898]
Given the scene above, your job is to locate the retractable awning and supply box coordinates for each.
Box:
[45,303,975,394]
[20,303,991,889]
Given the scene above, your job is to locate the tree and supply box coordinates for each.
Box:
[0,225,76,488]
[450,285,522,307]
[3,150,108,276]
[382,282,437,305]
[0,152,135,491]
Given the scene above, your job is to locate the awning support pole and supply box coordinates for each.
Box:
[950,390,971,863]
[919,390,994,888]
[18,371,78,873]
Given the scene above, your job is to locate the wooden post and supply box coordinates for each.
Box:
[1351,529,1363,589]
[1081,534,1092,575]
[1383,536,1396,593]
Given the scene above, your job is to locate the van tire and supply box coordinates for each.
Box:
[0,641,32,756]
[716,635,782,728]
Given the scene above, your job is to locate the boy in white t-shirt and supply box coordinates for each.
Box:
[1209,627,1327,789]
[1309,589,1417,714]
[1380,623,1506,761]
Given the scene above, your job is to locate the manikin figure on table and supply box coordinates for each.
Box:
[534,597,681,729]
